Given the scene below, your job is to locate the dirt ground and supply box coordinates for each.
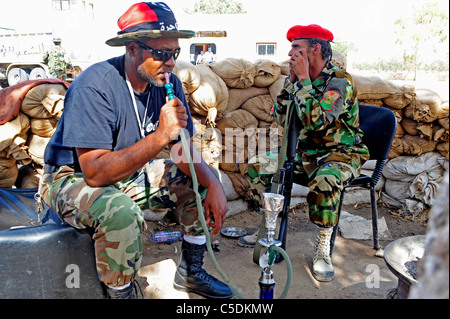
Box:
[135,201,427,300]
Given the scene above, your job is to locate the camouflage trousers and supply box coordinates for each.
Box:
[247,152,359,228]
[39,159,207,287]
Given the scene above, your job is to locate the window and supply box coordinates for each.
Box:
[257,43,276,57]
[52,0,70,11]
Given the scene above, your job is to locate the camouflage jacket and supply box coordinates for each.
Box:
[273,61,369,177]
[43,45,71,73]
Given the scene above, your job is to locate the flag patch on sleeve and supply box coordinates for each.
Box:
[320,90,341,111]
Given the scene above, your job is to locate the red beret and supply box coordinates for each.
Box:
[286,24,334,42]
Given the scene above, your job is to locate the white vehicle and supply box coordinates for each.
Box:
[0,31,79,87]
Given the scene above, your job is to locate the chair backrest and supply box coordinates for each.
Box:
[358,104,397,161]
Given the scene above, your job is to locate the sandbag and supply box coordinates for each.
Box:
[408,171,440,206]
[30,116,59,137]
[384,179,411,200]
[438,115,449,130]
[4,135,31,166]
[173,60,201,95]
[241,94,274,122]
[222,170,253,200]
[27,134,51,166]
[352,73,414,109]
[388,137,404,158]
[268,75,287,102]
[0,112,30,152]
[331,50,347,71]
[253,59,281,87]
[383,152,446,182]
[401,117,419,136]
[209,58,256,88]
[21,83,66,118]
[404,88,444,123]
[189,64,228,126]
[402,134,437,156]
[220,148,248,173]
[278,60,289,76]
[0,154,18,188]
[436,142,449,160]
[223,86,268,116]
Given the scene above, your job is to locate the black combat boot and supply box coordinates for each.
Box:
[105,282,137,299]
[174,240,234,299]
[105,280,142,299]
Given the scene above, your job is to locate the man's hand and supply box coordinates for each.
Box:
[202,181,229,236]
[157,97,188,143]
[289,48,310,82]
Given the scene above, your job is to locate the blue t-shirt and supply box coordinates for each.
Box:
[44,55,194,172]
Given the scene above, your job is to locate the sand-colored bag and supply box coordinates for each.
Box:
[268,75,287,102]
[0,153,18,188]
[4,135,31,165]
[241,94,275,122]
[30,116,59,137]
[223,86,268,116]
[436,142,449,160]
[209,58,256,88]
[0,112,30,152]
[27,134,51,166]
[253,59,281,87]
[189,64,228,126]
[402,134,437,156]
[404,89,444,123]
[173,60,201,96]
[401,117,419,136]
[21,83,66,118]
[352,73,414,109]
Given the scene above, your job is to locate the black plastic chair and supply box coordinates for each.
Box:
[330,104,398,255]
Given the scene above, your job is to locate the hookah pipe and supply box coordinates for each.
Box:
[164,73,292,299]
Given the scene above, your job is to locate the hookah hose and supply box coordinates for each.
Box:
[164,73,292,299]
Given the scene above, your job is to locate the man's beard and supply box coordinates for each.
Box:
[135,49,164,87]
[136,64,163,87]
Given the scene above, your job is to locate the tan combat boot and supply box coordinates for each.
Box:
[312,227,334,282]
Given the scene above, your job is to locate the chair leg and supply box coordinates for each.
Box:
[370,186,380,250]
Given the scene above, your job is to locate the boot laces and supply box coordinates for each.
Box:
[314,228,333,262]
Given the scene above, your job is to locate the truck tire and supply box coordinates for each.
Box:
[7,68,30,86]
[30,67,48,80]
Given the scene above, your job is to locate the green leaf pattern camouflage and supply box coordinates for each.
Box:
[248,62,369,227]
[39,159,209,287]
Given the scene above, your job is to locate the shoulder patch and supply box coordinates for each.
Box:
[320,90,341,111]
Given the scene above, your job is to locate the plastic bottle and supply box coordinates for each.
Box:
[150,230,183,244]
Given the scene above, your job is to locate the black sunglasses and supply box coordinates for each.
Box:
[136,42,181,62]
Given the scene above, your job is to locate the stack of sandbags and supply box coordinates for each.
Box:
[0,81,67,188]
[381,152,448,219]
[353,73,449,160]
[401,89,449,160]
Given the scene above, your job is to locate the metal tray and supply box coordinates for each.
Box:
[220,227,247,238]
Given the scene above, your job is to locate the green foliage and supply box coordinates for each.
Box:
[331,40,358,57]
[394,1,449,80]
[184,0,247,14]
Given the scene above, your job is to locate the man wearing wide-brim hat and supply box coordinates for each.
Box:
[39,2,233,299]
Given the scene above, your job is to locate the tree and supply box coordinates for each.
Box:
[184,0,247,14]
[394,2,448,80]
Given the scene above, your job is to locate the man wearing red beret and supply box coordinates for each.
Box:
[243,24,369,282]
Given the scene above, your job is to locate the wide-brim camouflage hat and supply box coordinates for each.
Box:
[106,2,195,47]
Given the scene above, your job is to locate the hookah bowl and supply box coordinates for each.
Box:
[258,192,285,299]
[258,192,284,248]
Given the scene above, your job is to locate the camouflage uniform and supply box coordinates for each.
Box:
[248,62,369,227]
[43,43,72,81]
[40,159,208,287]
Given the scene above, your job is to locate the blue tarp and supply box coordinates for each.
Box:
[0,187,62,231]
